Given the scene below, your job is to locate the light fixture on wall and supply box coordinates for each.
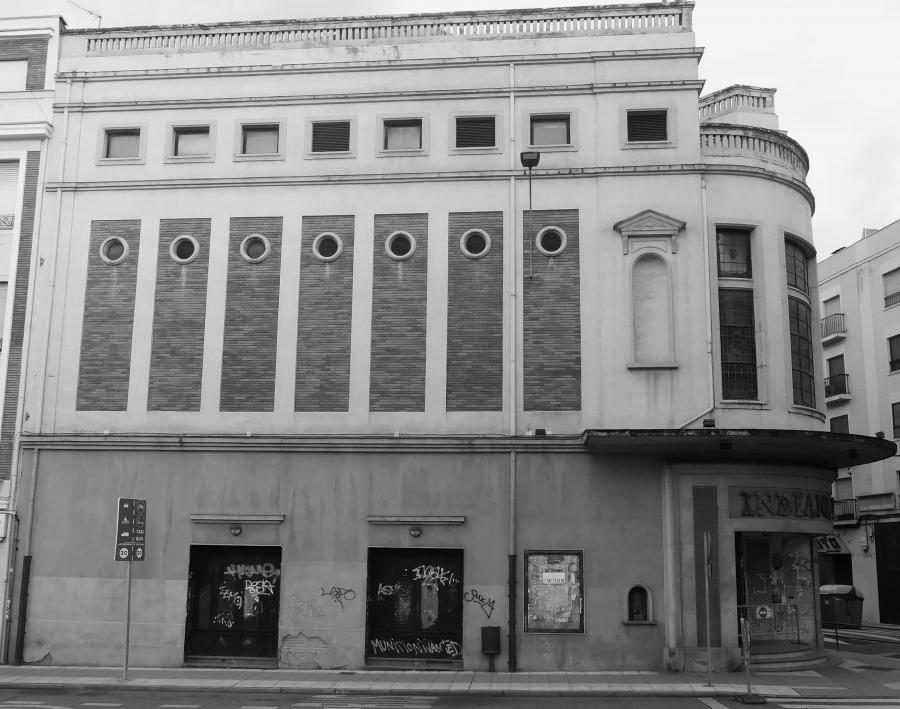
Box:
[230,524,243,537]
[862,521,875,552]
[409,526,422,538]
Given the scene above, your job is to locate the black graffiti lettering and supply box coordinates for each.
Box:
[320,585,356,608]
[464,588,496,618]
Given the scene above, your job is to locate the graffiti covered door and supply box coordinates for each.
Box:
[184,545,281,660]
[366,548,463,665]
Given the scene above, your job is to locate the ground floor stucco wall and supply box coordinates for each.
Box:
[13,447,837,671]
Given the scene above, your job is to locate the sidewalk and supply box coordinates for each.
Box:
[0,651,897,699]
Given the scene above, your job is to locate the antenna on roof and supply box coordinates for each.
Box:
[66,0,102,28]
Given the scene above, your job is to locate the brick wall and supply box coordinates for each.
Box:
[77,220,141,411]
[0,152,38,479]
[522,209,581,411]
[370,214,428,412]
[148,218,211,412]
[220,217,282,412]
[0,36,50,90]
[447,211,503,411]
[295,215,354,411]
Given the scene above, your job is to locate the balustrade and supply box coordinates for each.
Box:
[85,6,690,54]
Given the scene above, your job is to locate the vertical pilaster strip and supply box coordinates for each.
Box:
[693,485,721,646]
[0,152,39,479]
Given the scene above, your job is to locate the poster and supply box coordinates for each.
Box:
[525,551,584,633]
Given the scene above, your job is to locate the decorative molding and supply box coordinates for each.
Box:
[54,80,707,114]
[613,209,686,255]
[190,513,285,524]
[43,163,816,212]
[368,515,466,525]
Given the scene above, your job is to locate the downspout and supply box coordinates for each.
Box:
[507,61,518,672]
[677,175,715,428]
[661,462,681,666]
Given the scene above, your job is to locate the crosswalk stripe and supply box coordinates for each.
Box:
[778,701,900,705]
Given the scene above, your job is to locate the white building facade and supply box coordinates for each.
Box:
[6,3,892,671]
[818,220,900,625]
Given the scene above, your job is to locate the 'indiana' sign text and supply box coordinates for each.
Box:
[729,488,832,521]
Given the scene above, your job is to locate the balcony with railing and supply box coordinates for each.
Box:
[824,373,850,404]
[821,313,846,344]
[833,497,858,523]
[886,290,900,309]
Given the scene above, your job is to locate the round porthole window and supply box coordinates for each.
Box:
[313,232,343,262]
[385,231,416,261]
[99,236,128,265]
[170,234,199,264]
[535,226,567,257]
[240,233,270,263]
[460,229,491,259]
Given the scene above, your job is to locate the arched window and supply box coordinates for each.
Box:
[627,585,651,622]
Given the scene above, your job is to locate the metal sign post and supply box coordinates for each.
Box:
[115,498,146,680]
[703,530,712,687]
[736,616,767,704]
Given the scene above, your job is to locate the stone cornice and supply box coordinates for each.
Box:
[44,162,814,212]
[55,47,704,83]
[20,432,584,454]
[53,79,706,114]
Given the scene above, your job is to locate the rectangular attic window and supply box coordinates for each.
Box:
[104,128,141,159]
[311,121,351,153]
[627,110,667,142]
[455,116,495,148]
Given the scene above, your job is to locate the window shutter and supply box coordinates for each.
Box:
[885,268,900,296]
[311,121,351,152]
[627,110,667,142]
[456,116,495,148]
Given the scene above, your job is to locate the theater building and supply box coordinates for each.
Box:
[7,3,893,671]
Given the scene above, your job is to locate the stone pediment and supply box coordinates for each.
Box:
[613,209,686,254]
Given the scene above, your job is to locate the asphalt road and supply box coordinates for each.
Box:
[825,625,900,658]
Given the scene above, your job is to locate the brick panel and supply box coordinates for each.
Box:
[77,220,141,411]
[220,217,282,412]
[447,211,503,411]
[370,214,428,412]
[0,152,38,479]
[523,209,581,411]
[148,218,211,412]
[295,215,354,411]
[0,36,50,90]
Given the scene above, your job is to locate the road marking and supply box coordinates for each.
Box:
[699,700,732,709]
[776,705,900,709]
[778,701,900,704]
[292,698,436,708]
[159,705,202,708]
[81,704,122,707]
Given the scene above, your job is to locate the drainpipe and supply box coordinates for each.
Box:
[507,61,518,672]
[661,463,682,665]
[677,175,716,428]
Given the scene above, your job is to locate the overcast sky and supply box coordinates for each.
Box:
[16,0,900,259]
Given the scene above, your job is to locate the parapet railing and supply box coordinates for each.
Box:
[699,85,775,122]
[700,124,809,182]
[81,4,693,54]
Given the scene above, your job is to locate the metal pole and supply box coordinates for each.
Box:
[123,558,132,680]
[704,530,712,686]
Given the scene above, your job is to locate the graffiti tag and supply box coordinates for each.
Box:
[289,594,325,620]
[321,586,356,608]
[377,583,402,598]
[224,562,281,580]
[213,611,234,628]
[246,579,275,597]
[219,586,243,609]
[464,588,496,618]
[369,637,461,658]
[413,565,458,587]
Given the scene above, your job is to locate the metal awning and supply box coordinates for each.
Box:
[581,428,896,470]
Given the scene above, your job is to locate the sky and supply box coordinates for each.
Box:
[15,0,900,259]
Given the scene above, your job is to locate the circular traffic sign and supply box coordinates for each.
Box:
[118,547,129,560]
[135,547,144,560]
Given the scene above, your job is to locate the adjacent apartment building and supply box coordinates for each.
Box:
[6,3,893,671]
[818,219,900,625]
[0,14,63,664]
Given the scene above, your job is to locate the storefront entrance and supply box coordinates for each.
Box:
[365,548,463,667]
[735,533,816,647]
[184,545,281,662]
